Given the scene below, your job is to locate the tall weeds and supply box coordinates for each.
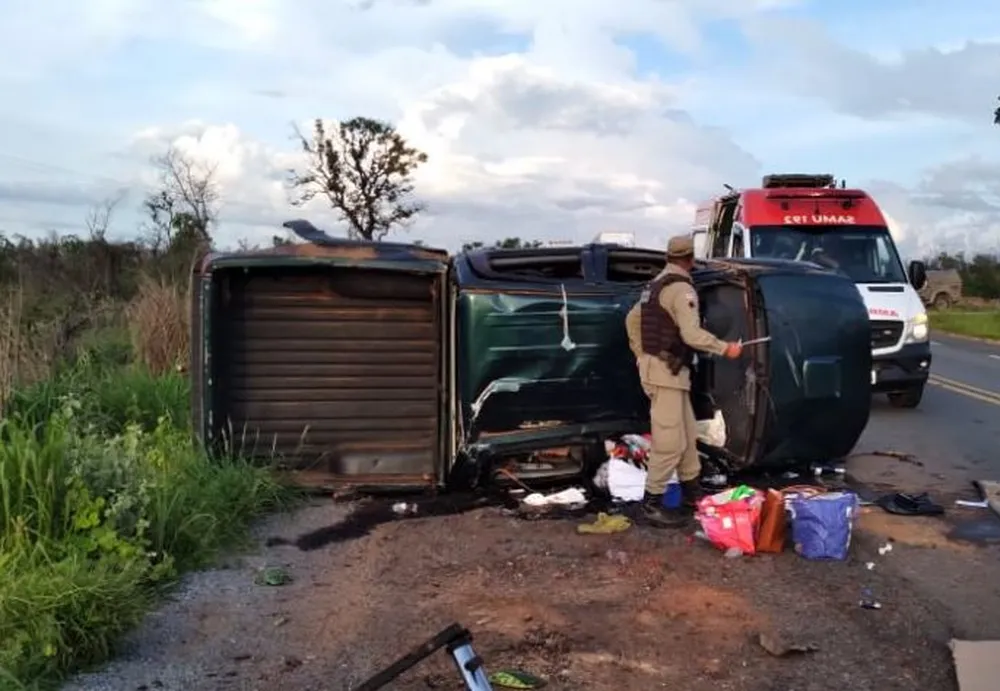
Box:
[0,289,50,406]
[0,361,285,689]
[125,276,189,376]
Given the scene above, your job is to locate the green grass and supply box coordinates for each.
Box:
[0,357,287,690]
[930,309,1000,341]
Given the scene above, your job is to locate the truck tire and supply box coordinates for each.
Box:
[888,384,924,409]
[932,293,952,309]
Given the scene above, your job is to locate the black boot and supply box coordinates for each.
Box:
[680,480,704,513]
[640,492,689,528]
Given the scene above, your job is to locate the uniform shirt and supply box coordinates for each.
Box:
[625,263,730,391]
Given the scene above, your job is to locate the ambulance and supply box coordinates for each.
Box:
[692,173,931,408]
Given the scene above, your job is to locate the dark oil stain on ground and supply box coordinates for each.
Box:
[947,515,1000,545]
[266,492,507,551]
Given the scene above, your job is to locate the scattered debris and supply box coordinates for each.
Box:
[489,669,547,689]
[812,463,846,477]
[973,480,1000,519]
[703,473,728,488]
[356,624,491,691]
[874,492,944,517]
[522,487,587,509]
[696,409,727,448]
[724,547,744,559]
[951,639,1000,691]
[605,549,629,565]
[392,502,418,516]
[859,587,882,610]
[254,566,291,586]
[878,542,893,556]
[578,512,631,534]
[956,500,990,509]
[593,458,646,502]
[757,630,819,657]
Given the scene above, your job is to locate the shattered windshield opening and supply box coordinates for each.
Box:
[749,225,907,284]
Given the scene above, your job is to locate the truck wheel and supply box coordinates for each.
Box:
[932,293,952,310]
[888,384,924,409]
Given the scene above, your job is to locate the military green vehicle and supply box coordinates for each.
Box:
[920,269,962,309]
[188,220,872,490]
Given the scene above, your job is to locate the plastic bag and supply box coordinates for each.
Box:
[787,491,859,560]
[695,485,764,554]
[696,409,727,448]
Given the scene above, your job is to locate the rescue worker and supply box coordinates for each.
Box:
[625,235,743,527]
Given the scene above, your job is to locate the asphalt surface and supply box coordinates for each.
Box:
[858,333,1000,488]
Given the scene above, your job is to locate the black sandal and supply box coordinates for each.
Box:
[875,492,944,516]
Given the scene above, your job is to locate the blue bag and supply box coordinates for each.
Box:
[787,491,859,561]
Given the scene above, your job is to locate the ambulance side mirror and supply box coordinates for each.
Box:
[908,260,927,290]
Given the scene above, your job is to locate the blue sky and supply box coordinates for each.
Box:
[0,0,998,256]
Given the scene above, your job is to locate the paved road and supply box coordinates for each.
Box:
[857,333,1000,488]
[850,333,1000,649]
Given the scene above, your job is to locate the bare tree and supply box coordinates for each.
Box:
[84,191,127,241]
[288,117,428,241]
[143,145,220,251]
[994,96,1000,126]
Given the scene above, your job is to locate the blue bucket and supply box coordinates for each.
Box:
[787,491,859,561]
[662,474,682,509]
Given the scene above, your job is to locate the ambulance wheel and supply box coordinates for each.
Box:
[888,384,924,409]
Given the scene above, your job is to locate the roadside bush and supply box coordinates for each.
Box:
[0,368,285,689]
[4,356,188,437]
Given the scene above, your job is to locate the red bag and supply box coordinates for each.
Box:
[696,487,764,555]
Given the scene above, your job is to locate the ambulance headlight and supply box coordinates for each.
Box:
[908,312,929,342]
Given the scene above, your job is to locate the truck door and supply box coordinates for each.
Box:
[709,195,738,257]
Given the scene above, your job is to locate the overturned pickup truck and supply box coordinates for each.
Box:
[189,221,872,490]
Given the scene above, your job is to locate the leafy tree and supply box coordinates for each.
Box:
[994,96,1000,126]
[461,238,545,252]
[288,117,428,241]
[142,146,218,253]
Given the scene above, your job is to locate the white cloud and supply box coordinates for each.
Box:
[741,16,1000,125]
[134,52,760,249]
[1,0,1000,256]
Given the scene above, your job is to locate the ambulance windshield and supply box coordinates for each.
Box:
[750,225,907,284]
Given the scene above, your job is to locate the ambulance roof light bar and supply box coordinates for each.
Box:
[761,173,837,189]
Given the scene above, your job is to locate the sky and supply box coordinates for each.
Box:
[1,0,999,259]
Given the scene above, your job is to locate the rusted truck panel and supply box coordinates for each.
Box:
[190,221,450,489]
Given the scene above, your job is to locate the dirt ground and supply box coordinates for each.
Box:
[62,447,1000,691]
